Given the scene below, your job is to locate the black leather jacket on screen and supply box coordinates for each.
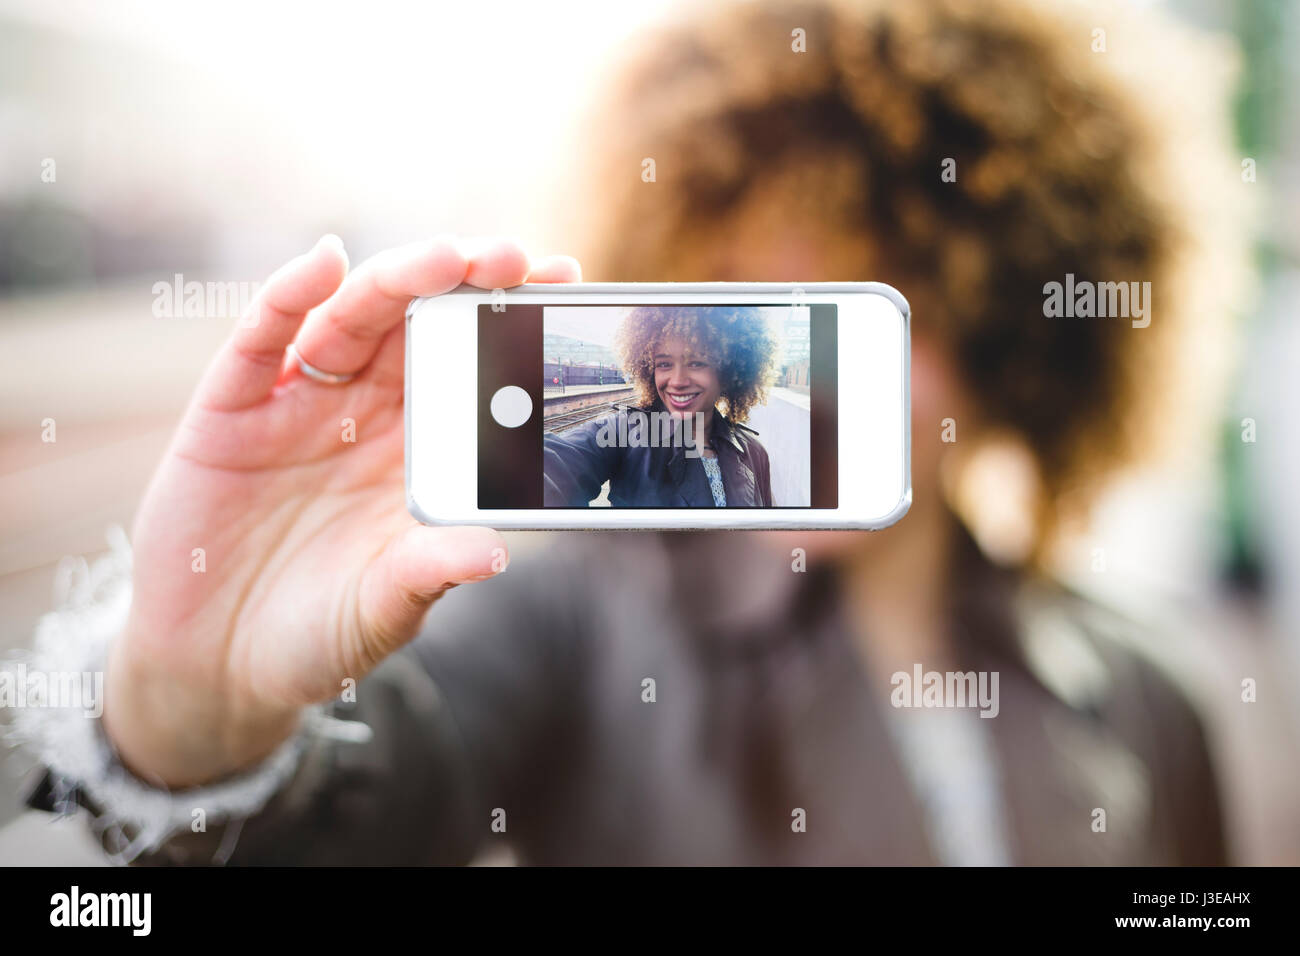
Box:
[543,404,773,507]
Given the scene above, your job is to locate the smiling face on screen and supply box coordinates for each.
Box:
[653,336,723,423]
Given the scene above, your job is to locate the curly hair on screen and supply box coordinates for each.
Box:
[615,306,779,424]
[568,0,1248,558]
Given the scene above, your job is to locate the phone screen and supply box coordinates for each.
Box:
[477,303,838,509]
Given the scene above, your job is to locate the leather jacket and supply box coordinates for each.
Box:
[543,403,773,507]
[35,524,1228,866]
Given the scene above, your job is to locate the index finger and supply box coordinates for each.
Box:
[195,235,349,411]
[292,236,531,379]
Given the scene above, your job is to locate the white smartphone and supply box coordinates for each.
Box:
[405,282,910,530]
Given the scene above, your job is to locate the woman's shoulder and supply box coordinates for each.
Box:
[1013,577,1217,753]
[728,419,769,459]
[1012,577,1228,860]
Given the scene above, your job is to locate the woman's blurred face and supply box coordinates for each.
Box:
[666,195,975,563]
[654,336,723,420]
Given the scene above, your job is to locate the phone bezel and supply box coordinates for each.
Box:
[406,282,910,530]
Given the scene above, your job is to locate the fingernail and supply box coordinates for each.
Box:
[317,233,345,254]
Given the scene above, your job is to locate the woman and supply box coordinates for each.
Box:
[16,0,1247,865]
[544,306,777,507]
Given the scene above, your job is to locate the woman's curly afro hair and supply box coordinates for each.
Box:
[615,306,779,424]
[570,0,1247,554]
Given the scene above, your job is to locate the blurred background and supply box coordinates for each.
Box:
[1,0,1297,863]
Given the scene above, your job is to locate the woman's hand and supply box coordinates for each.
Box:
[102,236,581,787]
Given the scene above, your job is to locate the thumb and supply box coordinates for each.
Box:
[356,524,509,661]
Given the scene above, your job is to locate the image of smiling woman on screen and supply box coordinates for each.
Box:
[544,306,778,507]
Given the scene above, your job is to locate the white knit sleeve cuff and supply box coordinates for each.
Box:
[3,527,370,865]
